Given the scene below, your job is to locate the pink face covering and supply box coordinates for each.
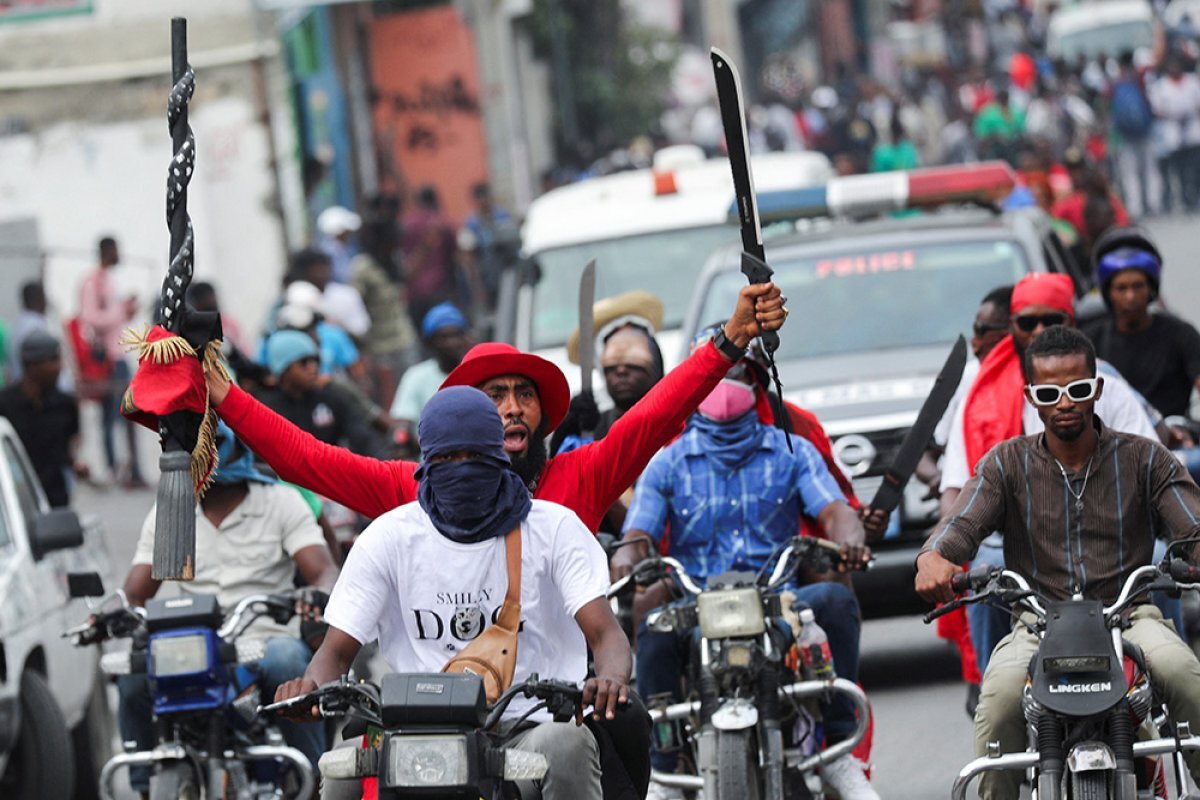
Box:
[697,379,756,422]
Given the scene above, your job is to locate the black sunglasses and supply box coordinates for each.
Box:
[1014,312,1069,333]
[973,322,1009,337]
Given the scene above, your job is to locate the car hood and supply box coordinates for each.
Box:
[777,344,957,435]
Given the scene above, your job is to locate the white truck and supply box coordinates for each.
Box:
[0,417,113,799]
[510,146,834,397]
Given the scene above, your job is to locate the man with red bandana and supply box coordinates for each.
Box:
[937,272,1157,708]
[203,283,785,533]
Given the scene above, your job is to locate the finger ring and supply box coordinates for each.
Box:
[782,306,790,317]
[780,295,788,305]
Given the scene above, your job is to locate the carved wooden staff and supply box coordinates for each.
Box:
[152,17,199,580]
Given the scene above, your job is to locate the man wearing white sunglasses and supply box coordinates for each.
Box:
[916,326,1200,800]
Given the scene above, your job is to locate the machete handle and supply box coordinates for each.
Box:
[740,251,780,355]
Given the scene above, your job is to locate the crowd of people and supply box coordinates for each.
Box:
[6,21,1200,794]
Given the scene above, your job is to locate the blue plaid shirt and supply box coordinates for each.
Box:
[624,422,846,581]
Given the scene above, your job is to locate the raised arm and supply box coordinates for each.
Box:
[206,367,415,518]
[574,283,784,517]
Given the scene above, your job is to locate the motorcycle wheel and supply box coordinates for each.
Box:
[0,670,75,799]
[1068,770,1108,800]
[150,761,200,800]
[716,730,761,800]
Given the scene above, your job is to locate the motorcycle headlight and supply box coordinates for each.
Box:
[384,734,469,788]
[150,634,210,677]
[698,588,765,639]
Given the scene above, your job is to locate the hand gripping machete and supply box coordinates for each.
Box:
[577,259,597,437]
[869,335,969,516]
[712,47,789,448]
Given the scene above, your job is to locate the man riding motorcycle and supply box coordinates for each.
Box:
[273,387,634,800]
[117,422,341,793]
[610,329,877,800]
[916,326,1200,800]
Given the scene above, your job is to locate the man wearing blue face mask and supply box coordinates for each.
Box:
[274,386,637,800]
[611,326,877,800]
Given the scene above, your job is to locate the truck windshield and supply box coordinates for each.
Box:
[698,237,1031,361]
[530,225,738,350]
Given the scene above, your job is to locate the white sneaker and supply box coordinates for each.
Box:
[821,755,881,800]
[645,783,685,800]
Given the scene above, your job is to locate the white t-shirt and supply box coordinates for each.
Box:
[134,483,327,639]
[325,500,609,721]
[940,360,1159,492]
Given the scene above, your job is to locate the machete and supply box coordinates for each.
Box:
[869,335,969,516]
[712,46,789,449]
[578,259,597,436]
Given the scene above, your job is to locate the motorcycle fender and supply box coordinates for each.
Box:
[710,698,758,731]
[1066,742,1116,773]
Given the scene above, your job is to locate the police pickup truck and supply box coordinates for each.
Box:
[681,163,1091,618]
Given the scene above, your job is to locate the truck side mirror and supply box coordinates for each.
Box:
[68,572,105,599]
[31,508,84,560]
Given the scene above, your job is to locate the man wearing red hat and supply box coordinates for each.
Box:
[204,283,785,533]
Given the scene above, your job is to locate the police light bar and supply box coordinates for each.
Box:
[744,161,1018,224]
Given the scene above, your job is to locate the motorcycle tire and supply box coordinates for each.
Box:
[150,761,200,800]
[1068,770,1108,800]
[716,730,761,800]
[0,670,76,799]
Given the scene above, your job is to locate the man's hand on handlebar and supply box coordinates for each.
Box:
[915,550,964,605]
[608,534,651,584]
[272,677,321,722]
[837,542,872,573]
[580,674,629,725]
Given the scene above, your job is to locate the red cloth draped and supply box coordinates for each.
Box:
[120,325,208,431]
[962,335,1025,475]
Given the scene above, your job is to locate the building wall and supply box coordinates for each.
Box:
[0,0,296,345]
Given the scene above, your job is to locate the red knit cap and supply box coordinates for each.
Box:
[1011,273,1075,317]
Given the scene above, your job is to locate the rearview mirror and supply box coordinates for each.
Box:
[67,572,105,599]
[31,508,84,559]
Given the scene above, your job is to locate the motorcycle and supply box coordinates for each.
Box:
[607,535,871,800]
[925,547,1200,800]
[63,576,316,800]
[262,672,633,799]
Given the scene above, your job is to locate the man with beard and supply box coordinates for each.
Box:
[916,326,1200,800]
[202,282,785,533]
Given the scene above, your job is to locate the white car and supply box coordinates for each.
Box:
[0,417,113,798]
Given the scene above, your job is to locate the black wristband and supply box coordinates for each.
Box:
[711,327,746,362]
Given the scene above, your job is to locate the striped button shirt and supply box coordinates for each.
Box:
[923,420,1200,604]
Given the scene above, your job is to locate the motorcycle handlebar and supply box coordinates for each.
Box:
[1169,560,1200,584]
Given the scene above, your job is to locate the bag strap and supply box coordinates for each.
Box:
[494,525,522,633]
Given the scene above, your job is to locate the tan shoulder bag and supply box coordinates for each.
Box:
[442,526,521,702]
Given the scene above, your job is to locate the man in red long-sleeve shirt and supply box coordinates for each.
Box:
[205,283,785,533]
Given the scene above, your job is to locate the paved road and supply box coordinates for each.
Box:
[67,216,1200,798]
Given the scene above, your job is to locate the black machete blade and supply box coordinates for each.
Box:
[869,335,969,516]
[711,47,764,261]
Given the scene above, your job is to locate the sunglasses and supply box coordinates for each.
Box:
[1014,312,1069,333]
[973,321,1009,337]
[1026,378,1099,406]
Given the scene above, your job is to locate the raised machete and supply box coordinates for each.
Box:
[869,335,969,516]
[578,259,597,436]
[712,47,790,449]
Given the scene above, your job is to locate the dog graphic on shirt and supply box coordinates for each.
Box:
[451,605,486,640]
